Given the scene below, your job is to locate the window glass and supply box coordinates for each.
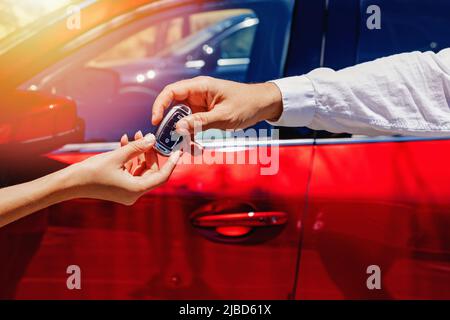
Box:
[189,9,250,33]
[357,0,450,63]
[301,0,450,141]
[93,17,185,65]
[220,25,257,59]
[23,8,259,142]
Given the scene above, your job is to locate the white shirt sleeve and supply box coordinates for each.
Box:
[268,48,450,137]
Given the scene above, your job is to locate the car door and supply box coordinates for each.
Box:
[0,0,315,300]
[295,0,450,299]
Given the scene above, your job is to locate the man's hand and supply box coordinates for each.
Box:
[151,76,283,133]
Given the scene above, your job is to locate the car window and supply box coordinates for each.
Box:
[21,1,294,143]
[22,9,259,142]
[93,17,185,65]
[291,0,450,141]
[92,9,252,66]
[220,24,257,59]
[357,0,450,64]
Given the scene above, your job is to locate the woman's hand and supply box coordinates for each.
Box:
[0,131,182,228]
[71,131,182,205]
[151,76,283,134]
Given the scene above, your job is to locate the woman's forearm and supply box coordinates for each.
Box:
[0,132,181,229]
[0,165,80,228]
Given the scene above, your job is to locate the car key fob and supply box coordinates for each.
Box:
[154,104,192,156]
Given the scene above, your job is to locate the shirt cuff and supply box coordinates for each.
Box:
[266,76,316,127]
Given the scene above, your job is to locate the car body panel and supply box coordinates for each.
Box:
[291,0,450,299]
[296,138,450,299]
[12,145,313,299]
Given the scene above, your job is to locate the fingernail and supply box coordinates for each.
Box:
[144,133,155,145]
[137,130,143,137]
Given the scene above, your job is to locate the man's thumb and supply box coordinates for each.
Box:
[116,134,155,162]
[176,110,225,134]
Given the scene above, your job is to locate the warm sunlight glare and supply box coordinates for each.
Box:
[0,0,74,39]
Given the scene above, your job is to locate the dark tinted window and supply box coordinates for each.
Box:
[357,0,450,63]
[21,1,295,142]
[22,9,259,142]
[220,24,257,59]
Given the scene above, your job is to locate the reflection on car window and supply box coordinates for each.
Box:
[0,0,74,41]
[156,25,216,59]
[220,24,256,59]
[93,17,185,65]
[22,8,259,142]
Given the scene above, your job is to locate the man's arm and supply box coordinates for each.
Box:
[270,49,450,136]
[152,49,450,137]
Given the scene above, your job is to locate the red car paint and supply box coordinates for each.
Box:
[7,138,450,299]
[297,140,450,299]
[8,147,313,299]
[0,91,79,144]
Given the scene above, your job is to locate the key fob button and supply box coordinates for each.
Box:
[154,104,192,156]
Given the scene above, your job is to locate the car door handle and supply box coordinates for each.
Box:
[190,201,288,243]
[192,211,288,228]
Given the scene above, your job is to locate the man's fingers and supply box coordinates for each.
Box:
[176,109,228,134]
[116,134,156,163]
[152,81,189,125]
[152,77,212,125]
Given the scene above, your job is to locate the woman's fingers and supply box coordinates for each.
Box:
[134,131,159,172]
[132,163,147,176]
[120,133,129,147]
[140,150,182,189]
[120,131,160,175]
[134,131,145,166]
[145,147,159,172]
[120,134,133,172]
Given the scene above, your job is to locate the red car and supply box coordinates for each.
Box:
[1,0,450,299]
